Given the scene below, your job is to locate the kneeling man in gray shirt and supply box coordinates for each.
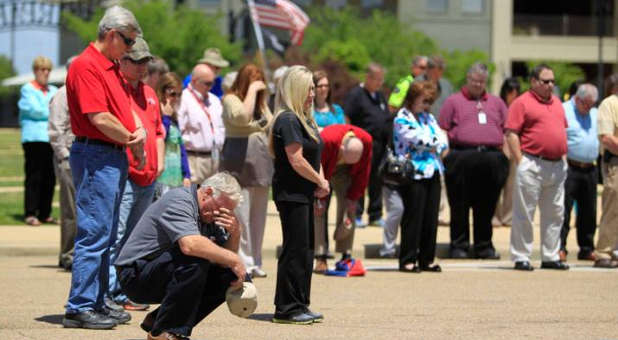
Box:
[114,172,246,340]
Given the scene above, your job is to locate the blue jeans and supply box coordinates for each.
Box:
[109,179,155,302]
[66,141,128,313]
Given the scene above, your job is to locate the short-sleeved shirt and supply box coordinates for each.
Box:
[66,43,136,143]
[439,89,507,148]
[564,98,599,163]
[505,90,567,159]
[598,94,618,140]
[127,83,164,186]
[271,111,323,203]
[115,185,214,266]
[388,75,414,109]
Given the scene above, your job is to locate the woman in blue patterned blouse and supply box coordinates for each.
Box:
[312,70,345,131]
[393,81,449,273]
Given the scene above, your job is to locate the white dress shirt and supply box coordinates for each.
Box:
[177,84,225,152]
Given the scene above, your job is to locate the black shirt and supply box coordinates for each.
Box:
[272,111,323,203]
[343,85,389,138]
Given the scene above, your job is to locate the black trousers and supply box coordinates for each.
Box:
[397,173,441,267]
[23,142,56,219]
[274,200,314,316]
[444,149,508,253]
[357,138,384,221]
[561,164,597,255]
[117,248,236,337]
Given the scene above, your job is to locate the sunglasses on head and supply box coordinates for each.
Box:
[116,30,136,47]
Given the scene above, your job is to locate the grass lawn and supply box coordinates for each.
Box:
[0,128,24,178]
[0,191,60,225]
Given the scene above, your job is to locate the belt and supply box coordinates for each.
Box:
[75,136,124,150]
[524,152,562,162]
[186,150,212,156]
[453,145,500,152]
[567,159,594,169]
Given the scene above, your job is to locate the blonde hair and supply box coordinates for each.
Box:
[32,56,52,71]
[269,65,318,154]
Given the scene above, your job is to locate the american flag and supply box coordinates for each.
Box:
[248,0,310,45]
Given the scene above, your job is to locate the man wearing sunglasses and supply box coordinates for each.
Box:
[63,6,147,330]
[107,37,166,312]
[505,64,569,272]
[439,62,509,260]
[178,64,225,184]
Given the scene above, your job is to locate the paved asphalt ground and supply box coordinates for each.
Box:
[1,201,617,340]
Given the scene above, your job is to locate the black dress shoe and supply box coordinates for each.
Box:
[449,248,469,259]
[514,261,534,271]
[540,261,569,270]
[420,264,442,272]
[475,249,501,260]
[304,309,323,323]
[100,306,131,324]
[272,312,314,325]
[399,264,421,273]
[62,310,117,329]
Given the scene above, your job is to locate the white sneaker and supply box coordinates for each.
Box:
[251,267,267,278]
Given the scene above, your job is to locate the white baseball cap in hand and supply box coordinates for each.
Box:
[225,282,257,318]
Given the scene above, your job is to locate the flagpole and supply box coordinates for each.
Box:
[247,0,271,81]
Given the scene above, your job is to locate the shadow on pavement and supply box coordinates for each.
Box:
[35,314,63,325]
[247,313,274,322]
[30,264,68,272]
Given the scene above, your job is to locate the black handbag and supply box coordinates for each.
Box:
[378,146,414,186]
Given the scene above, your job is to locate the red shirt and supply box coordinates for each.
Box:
[320,124,372,201]
[66,43,136,143]
[505,90,567,159]
[127,83,164,186]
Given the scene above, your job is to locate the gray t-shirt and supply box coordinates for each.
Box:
[115,185,202,266]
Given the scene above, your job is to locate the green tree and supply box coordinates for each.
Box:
[443,49,494,90]
[62,0,242,76]
[0,55,16,81]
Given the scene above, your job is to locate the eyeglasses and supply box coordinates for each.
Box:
[200,80,214,87]
[316,84,329,89]
[422,99,434,105]
[36,68,51,72]
[539,78,555,85]
[124,57,150,65]
[166,90,180,98]
[116,30,136,47]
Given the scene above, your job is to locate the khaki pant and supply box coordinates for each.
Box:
[510,155,567,262]
[314,166,356,255]
[493,156,517,226]
[237,186,270,271]
[188,153,219,184]
[594,158,618,260]
[53,158,76,267]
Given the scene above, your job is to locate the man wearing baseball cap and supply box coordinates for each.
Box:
[183,47,230,98]
[108,36,165,312]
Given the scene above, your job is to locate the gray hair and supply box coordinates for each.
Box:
[412,55,428,67]
[97,6,142,40]
[147,57,169,76]
[467,62,489,78]
[575,83,599,102]
[201,172,242,204]
[428,55,446,70]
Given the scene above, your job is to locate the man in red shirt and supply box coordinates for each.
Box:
[108,37,165,312]
[63,6,146,330]
[314,124,372,272]
[505,64,569,271]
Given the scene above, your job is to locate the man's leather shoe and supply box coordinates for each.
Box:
[594,258,618,268]
[559,250,567,262]
[540,261,569,270]
[399,264,421,273]
[62,310,116,329]
[100,306,131,324]
[147,331,189,340]
[514,261,534,271]
[577,252,596,261]
[475,249,501,260]
[305,309,324,323]
[449,248,469,259]
[421,264,442,272]
[272,312,314,325]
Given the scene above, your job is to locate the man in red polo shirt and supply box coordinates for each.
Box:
[313,124,372,272]
[108,37,165,312]
[505,64,569,272]
[63,6,146,330]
